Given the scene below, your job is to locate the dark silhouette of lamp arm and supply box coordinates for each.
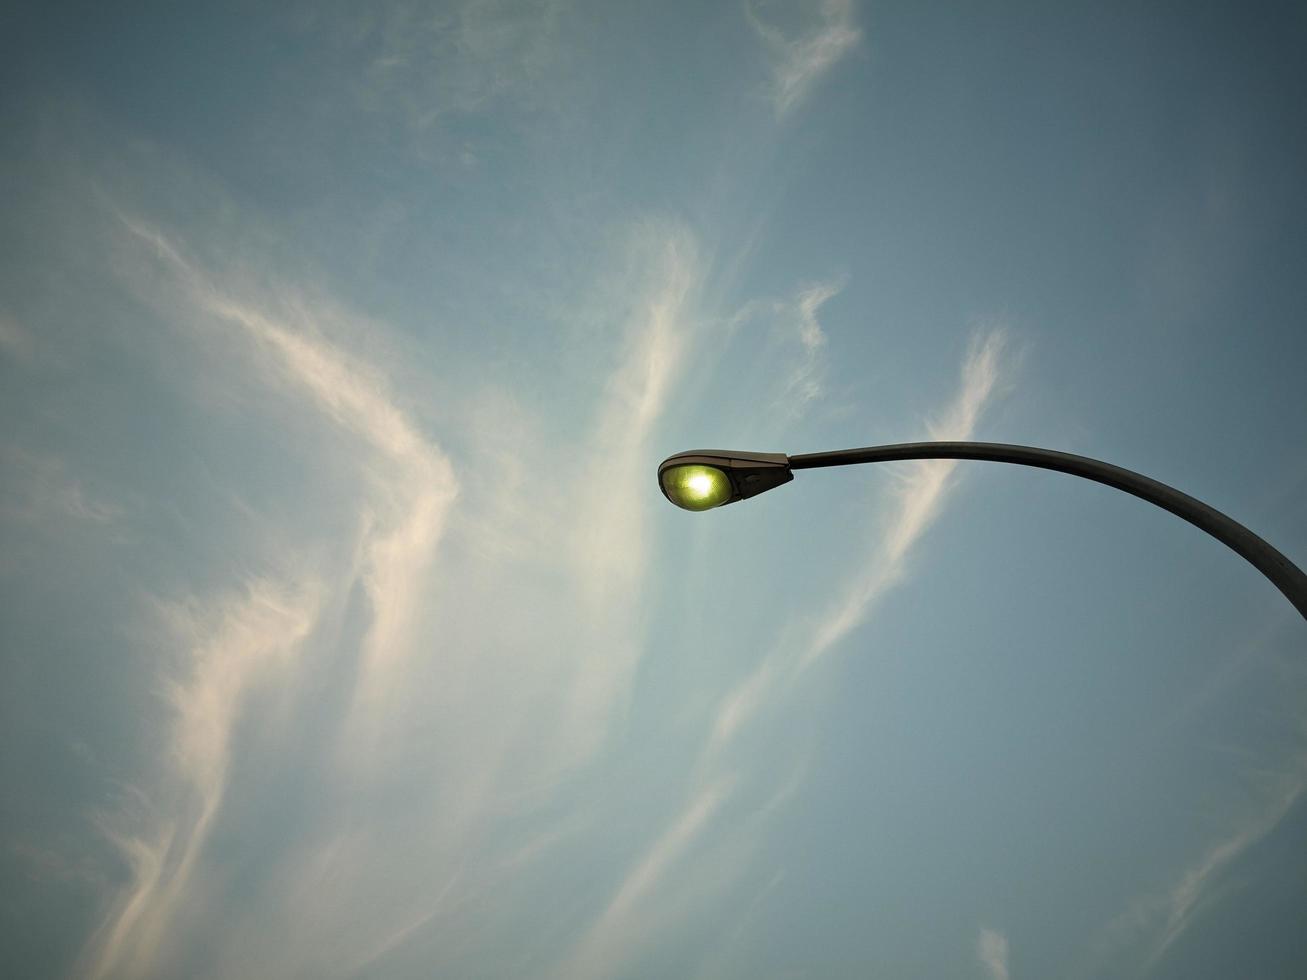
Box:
[657,442,1307,621]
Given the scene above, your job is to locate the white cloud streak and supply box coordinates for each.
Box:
[80,580,323,980]
[561,223,700,760]
[77,214,463,976]
[0,445,122,527]
[91,209,1004,978]
[711,329,1007,751]
[599,779,733,930]
[801,328,1004,668]
[747,0,861,117]
[780,277,843,414]
[1079,749,1307,979]
[559,775,760,980]
[80,204,714,979]
[565,329,1011,978]
[0,311,36,363]
[333,0,572,136]
[978,926,1011,980]
[1146,766,1306,968]
[117,216,459,735]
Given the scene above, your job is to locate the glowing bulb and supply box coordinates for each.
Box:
[660,464,732,511]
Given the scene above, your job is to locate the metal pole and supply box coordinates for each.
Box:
[787,442,1307,622]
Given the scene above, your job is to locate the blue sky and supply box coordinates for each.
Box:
[2,2,1306,978]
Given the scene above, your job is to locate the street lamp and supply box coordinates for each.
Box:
[657,442,1307,621]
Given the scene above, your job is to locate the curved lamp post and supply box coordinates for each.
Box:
[658,442,1307,621]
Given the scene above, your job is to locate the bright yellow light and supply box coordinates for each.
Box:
[661,464,732,511]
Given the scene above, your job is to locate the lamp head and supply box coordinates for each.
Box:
[658,450,793,512]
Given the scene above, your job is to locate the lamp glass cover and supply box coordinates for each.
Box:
[661,464,733,511]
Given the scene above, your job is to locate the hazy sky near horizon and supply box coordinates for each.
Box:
[2,2,1306,978]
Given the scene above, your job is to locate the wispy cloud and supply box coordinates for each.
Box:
[803,328,1005,667]
[80,579,323,980]
[323,0,572,136]
[558,770,793,980]
[345,872,464,976]
[689,869,788,980]
[572,777,736,973]
[0,311,36,364]
[73,212,468,975]
[717,274,845,429]
[1080,749,1307,978]
[117,216,459,735]
[78,199,715,979]
[978,926,1011,980]
[561,222,701,759]
[780,276,843,415]
[0,445,122,527]
[1148,765,1306,969]
[712,328,1008,750]
[90,205,1006,977]
[563,328,1011,978]
[747,0,861,117]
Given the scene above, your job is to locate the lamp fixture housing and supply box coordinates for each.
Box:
[657,450,793,511]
